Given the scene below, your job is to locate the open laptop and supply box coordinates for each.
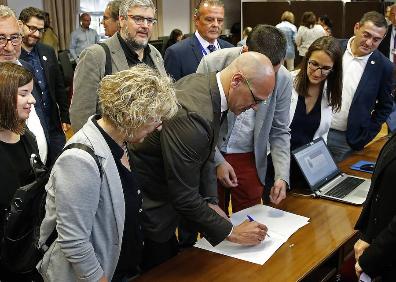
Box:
[292,138,371,205]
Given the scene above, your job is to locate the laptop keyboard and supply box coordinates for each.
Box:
[324,177,365,198]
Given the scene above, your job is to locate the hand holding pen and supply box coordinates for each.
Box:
[247,215,270,238]
[227,214,268,245]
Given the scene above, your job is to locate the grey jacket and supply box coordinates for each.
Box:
[196,47,292,185]
[70,33,166,131]
[38,118,125,281]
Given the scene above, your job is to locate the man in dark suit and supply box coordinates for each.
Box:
[378,3,396,133]
[164,0,233,81]
[328,11,394,162]
[131,52,275,270]
[19,7,69,164]
[354,132,396,281]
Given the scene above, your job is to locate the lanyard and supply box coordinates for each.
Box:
[195,34,218,56]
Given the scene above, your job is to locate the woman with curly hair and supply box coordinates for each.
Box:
[37,64,179,282]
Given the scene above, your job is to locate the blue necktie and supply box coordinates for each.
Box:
[208,44,217,53]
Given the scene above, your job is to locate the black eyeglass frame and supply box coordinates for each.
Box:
[240,73,267,105]
[126,15,158,26]
[0,34,22,47]
[307,60,333,76]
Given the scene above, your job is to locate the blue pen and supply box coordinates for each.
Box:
[247,215,270,237]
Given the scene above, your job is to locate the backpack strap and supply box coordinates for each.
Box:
[98,42,112,76]
[63,143,102,178]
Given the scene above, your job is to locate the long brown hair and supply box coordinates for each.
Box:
[0,62,34,134]
[294,36,343,112]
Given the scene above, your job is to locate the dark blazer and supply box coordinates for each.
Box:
[378,25,393,59]
[20,43,69,126]
[131,73,232,246]
[164,34,234,80]
[340,40,394,150]
[355,133,396,281]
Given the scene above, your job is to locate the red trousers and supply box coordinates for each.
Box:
[218,152,263,215]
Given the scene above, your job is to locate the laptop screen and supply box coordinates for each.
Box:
[292,138,340,190]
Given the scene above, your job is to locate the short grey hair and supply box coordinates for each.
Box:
[119,0,156,18]
[107,0,122,20]
[194,0,224,17]
[0,5,16,19]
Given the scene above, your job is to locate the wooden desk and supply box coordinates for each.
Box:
[135,137,388,282]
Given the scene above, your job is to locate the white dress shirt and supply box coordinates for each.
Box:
[331,37,371,132]
[195,31,221,55]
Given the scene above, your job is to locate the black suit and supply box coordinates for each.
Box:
[355,133,396,281]
[164,34,234,81]
[131,73,232,264]
[378,25,393,59]
[20,43,69,164]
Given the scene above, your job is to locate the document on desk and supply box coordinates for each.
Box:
[194,205,310,265]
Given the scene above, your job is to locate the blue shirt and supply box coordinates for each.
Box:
[69,27,100,60]
[21,47,51,124]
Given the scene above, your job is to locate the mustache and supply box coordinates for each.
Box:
[24,34,41,40]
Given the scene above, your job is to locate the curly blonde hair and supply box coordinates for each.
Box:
[98,64,179,139]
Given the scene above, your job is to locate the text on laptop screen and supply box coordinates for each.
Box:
[293,140,339,187]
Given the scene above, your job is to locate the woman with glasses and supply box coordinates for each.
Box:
[265,36,342,191]
[0,63,41,280]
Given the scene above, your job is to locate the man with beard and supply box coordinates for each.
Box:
[19,7,69,165]
[164,0,233,81]
[70,0,165,132]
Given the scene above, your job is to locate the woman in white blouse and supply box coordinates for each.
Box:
[296,11,326,58]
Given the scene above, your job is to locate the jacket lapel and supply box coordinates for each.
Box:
[36,45,51,89]
[209,73,221,144]
[82,120,125,243]
[191,36,204,67]
[352,51,379,104]
[107,35,129,72]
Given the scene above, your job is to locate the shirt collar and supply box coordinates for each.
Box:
[195,30,220,50]
[216,72,228,113]
[346,36,373,59]
[92,115,124,160]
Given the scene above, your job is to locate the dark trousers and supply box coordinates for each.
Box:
[141,235,179,272]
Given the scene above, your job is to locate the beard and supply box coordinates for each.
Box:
[122,26,148,50]
[22,35,39,48]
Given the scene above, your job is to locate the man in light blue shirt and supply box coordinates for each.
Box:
[69,13,100,61]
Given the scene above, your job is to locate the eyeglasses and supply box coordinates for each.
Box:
[25,24,46,34]
[127,15,157,26]
[0,34,22,47]
[308,60,333,76]
[241,73,267,105]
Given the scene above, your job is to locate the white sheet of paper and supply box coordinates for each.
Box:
[194,205,310,265]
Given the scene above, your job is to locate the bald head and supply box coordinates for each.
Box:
[220,52,275,115]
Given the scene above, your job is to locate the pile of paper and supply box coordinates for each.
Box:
[194,205,310,265]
